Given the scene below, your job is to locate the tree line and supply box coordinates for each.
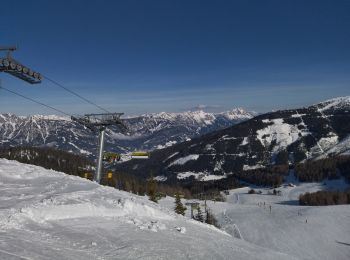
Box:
[299,190,350,206]
[295,155,350,182]
[233,165,287,188]
[0,146,92,176]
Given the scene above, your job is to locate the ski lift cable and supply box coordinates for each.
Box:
[42,75,111,113]
[0,85,72,117]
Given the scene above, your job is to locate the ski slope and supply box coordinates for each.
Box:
[160,175,350,260]
[0,159,297,260]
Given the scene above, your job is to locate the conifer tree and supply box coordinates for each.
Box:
[147,174,158,203]
[195,207,204,222]
[174,192,186,215]
[205,208,219,227]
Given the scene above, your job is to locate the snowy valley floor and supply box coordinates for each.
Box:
[160,176,350,260]
[0,159,296,260]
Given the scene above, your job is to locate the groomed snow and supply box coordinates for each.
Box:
[169,154,200,166]
[0,159,296,260]
[211,183,350,260]
[160,174,350,260]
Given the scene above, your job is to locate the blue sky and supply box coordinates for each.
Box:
[0,0,349,116]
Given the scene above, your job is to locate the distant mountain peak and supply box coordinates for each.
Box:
[315,96,350,111]
[220,108,255,120]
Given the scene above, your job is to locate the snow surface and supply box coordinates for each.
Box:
[30,115,71,121]
[176,171,203,179]
[243,164,265,171]
[155,140,177,150]
[176,171,227,181]
[317,134,350,158]
[316,96,350,112]
[240,137,249,146]
[160,173,350,260]
[153,175,168,182]
[169,154,200,166]
[200,174,227,181]
[0,159,296,260]
[221,108,254,120]
[315,135,339,151]
[257,119,308,153]
[163,152,179,162]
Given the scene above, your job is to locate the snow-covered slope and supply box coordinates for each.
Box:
[315,96,350,112]
[120,96,350,180]
[0,159,296,260]
[0,109,252,156]
[159,175,350,260]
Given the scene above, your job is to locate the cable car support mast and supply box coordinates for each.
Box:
[71,113,126,183]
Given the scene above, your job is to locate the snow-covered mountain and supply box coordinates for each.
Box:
[0,159,295,260]
[118,96,350,181]
[0,108,253,156]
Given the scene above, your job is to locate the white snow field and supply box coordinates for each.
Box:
[160,175,350,260]
[0,159,297,260]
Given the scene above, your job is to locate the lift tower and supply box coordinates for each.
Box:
[72,113,126,183]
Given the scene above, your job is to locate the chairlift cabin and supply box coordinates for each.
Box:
[103,152,121,163]
[131,151,150,159]
[0,46,42,84]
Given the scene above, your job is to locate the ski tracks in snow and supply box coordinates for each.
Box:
[222,210,244,240]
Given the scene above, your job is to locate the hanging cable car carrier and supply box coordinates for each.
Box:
[0,46,42,84]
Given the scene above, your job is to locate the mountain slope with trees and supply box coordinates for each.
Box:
[115,97,350,186]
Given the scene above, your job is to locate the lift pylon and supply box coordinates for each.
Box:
[72,113,126,183]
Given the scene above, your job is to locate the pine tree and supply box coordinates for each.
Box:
[205,208,219,227]
[147,174,158,203]
[195,207,204,222]
[174,192,186,215]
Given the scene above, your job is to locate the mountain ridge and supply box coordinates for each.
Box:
[0,108,253,156]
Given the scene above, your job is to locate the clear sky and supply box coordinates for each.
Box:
[0,0,349,116]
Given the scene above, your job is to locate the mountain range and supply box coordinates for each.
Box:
[0,108,252,156]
